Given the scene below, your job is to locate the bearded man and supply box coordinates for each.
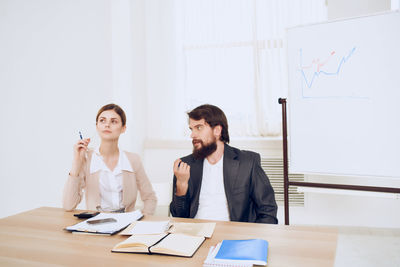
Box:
[169,104,278,224]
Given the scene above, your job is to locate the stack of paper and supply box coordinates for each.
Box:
[168,222,216,238]
[203,239,268,267]
[65,210,143,235]
[120,220,171,235]
[120,221,216,238]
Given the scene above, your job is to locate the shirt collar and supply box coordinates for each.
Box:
[205,155,224,168]
[120,150,134,172]
[90,147,133,174]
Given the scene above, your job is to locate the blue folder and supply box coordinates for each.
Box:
[214,239,268,265]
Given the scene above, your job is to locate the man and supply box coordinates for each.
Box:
[170,104,278,224]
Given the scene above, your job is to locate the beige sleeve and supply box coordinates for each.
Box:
[131,154,157,215]
[62,171,85,211]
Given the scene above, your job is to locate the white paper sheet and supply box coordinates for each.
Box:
[66,210,143,234]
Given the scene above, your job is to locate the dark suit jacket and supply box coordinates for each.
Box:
[169,144,278,224]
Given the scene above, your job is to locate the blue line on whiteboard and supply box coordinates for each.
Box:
[299,47,356,89]
[298,47,369,99]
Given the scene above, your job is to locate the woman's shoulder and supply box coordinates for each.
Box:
[122,151,143,165]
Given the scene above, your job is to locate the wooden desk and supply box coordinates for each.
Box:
[0,207,337,266]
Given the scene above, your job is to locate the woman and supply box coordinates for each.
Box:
[63,104,157,215]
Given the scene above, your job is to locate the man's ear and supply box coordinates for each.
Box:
[213,125,222,139]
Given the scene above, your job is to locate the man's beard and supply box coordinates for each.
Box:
[192,138,217,160]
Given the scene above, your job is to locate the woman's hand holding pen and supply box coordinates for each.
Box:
[173,158,190,196]
[70,138,90,177]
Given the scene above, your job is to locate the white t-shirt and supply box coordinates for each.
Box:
[90,147,133,211]
[195,156,230,221]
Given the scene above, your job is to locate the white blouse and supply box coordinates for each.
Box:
[89,147,133,212]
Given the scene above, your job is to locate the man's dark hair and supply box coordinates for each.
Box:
[187,104,230,143]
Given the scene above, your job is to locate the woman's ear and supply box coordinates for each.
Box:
[121,125,127,134]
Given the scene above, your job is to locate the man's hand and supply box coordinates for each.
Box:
[173,158,190,196]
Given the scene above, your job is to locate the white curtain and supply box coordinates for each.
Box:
[179,0,327,137]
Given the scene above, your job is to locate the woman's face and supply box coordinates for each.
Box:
[96,109,126,141]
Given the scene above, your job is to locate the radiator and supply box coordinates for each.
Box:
[261,158,304,206]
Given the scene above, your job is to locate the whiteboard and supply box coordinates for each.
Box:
[287,12,400,178]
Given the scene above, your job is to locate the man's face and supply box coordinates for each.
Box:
[189,118,218,159]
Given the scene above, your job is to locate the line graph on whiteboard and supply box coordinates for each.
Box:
[298,47,369,99]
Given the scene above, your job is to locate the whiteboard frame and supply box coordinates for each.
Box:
[285,11,400,179]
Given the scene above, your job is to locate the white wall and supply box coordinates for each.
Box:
[0,0,122,218]
[392,0,400,10]
[130,0,148,155]
[290,175,400,228]
[328,0,391,20]
[144,0,187,141]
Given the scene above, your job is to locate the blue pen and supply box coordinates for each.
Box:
[79,131,83,140]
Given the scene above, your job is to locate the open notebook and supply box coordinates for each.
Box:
[112,232,205,257]
[113,221,216,257]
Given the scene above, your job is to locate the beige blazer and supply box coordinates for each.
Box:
[63,149,157,215]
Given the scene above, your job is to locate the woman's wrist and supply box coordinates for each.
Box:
[69,171,79,177]
[69,164,81,177]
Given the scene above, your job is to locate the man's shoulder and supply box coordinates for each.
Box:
[226,144,261,161]
[180,153,196,163]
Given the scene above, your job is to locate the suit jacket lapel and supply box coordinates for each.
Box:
[223,144,239,203]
